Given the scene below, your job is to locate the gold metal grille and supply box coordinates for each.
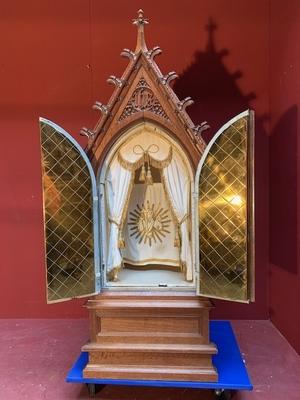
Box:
[40,122,95,302]
[199,116,249,301]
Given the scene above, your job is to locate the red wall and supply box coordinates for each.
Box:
[269,1,300,354]
[0,1,269,318]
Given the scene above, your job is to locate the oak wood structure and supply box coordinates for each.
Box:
[40,10,254,383]
[83,292,217,381]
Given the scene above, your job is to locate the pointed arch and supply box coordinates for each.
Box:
[98,121,196,287]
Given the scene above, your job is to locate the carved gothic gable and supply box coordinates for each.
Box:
[118,78,169,121]
[85,10,208,170]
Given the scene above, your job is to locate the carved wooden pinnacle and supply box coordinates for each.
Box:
[132,9,149,27]
[132,9,149,52]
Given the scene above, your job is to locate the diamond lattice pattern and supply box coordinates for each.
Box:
[41,122,95,302]
[199,117,248,301]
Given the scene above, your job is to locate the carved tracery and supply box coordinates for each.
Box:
[119,78,169,121]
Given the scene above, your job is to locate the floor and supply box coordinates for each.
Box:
[0,320,299,400]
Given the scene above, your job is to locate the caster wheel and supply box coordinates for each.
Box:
[86,383,106,397]
[214,389,234,399]
[86,383,96,397]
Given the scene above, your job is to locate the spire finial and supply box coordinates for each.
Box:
[205,17,217,51]
[132,9,149,53]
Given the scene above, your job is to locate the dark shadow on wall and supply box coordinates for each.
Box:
[173,18,269,317]
[269,105,298,274]
[173,18,266,141]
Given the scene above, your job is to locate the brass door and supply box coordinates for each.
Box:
[40,118,100,303]
[196,110,254,302]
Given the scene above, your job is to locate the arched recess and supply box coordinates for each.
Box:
[40,118,100,303]
[98,121,196,289]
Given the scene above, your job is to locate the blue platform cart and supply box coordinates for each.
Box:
[66,321,253,399]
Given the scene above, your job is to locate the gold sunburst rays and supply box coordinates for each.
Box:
[128,201,171,246]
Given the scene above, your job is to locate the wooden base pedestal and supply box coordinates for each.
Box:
[82,291,218,382]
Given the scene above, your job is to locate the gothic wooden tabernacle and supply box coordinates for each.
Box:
[40,10,254,382]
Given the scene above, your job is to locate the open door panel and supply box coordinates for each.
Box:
[39,118,100,303]
[196,110,254,302]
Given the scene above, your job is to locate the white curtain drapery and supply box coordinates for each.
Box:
[106,158,132,276]
[162,152,193,281]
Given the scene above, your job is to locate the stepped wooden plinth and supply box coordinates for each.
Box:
[82,291,218,382]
